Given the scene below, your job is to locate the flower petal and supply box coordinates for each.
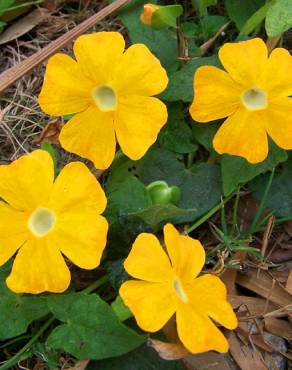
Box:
[0,150,54,210]
[49,215,108,270]
[213,108,268,163]
[73,32,125,84]
[115,96,167,160]
[164,224,205,282]
[38,54,94,116]
[6,238,70,294]
[48,161,108,269]
[176,302,229,353]
[119,280,177,332]
[186,274,238,330]
[124,233,173,282]
[265,98,292,150]
[265,48,292,98]
[49,161,107,215]
[0,202,28,266]
[219,38,268,87]
[59,106,116,170]
[114,44,168,96]
[189,66,241,122]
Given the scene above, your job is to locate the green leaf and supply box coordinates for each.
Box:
[251,159,292,218]
[106,149,222,224]
[116,0,178,71]
[158,103,198,154]
[129,204,195,227]
[192,120,220,159]
[201,15,228,38]
[266,0,292,36]
[105,176,152,224]
[111,296,132,322]
[161,55,219,102]
[0,264,49,340]
[138,149,222,223]
[0,0,15,16]
[107,259,129,290]
[88,342,184,370]
[152,5,183,29]
[194,0,218,16]
[181,21,201,38]
[221,142,287,196]
[46,293,145,360]
[225,0,265,30]
[240,1,275,35]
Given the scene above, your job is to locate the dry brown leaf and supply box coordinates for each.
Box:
[67,360,89,370]
[229,295,277,316]
[183,351,234,370]
[264,317,292,340]
[33,119,63,145]
[0,8,49,45]
[148,338,189,360]
[228,332,268,370]
[285,271,292,294]
[236,269,291,309]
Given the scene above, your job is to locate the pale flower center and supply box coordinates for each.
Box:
[28,207,56,237]
[92,85,117,112]
[241,87,268,111]
[173,278,188,303]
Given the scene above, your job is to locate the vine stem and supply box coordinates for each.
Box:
[0,317,54,370]
[82,275,109,294]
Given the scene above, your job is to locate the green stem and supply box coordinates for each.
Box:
[0,334,30,349]
[4,0,44,11]
[231,186,241,236]
[82,275,108,294]
[220,197,228,235]
[249,168,275,235]
[0,317,54,370]
[184,192,235,234]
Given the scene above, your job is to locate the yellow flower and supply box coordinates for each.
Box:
[0,150,108,294]
[140,4,159,25]
[38,32,168,170]
[189,38,292,163]
[119,224,237,353]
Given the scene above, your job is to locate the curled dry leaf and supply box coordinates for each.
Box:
[0,8,49,45]
[67,360,90,370]
[148,338,189,360]
[228,331,268,370]
[33,118,63,145]
[236,269,291,308]
[285,271,292,295]
[264,317,292,341]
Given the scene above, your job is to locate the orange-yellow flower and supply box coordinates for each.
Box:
[0,150,108,294]
[190,38,292,164]
[140,4,159,25]
[38,32,168,170]
[119,224,237,353]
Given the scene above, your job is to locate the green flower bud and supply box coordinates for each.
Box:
[146,180,181,205]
